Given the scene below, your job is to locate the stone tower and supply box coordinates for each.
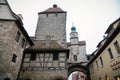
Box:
[68,25,87,64]
[19,5,69,80]
[35,4,67,48]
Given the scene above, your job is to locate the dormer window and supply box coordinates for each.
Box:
[110,27,115,33]
[107,27,115,37]
[105,25,115,38]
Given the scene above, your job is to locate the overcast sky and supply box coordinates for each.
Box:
[7,0,120,54]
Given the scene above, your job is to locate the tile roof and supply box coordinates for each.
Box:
[25,40,69,54]
[39,4,65,13]
[67,41,86,47]
[28,40,64,50]
[43,7,64,12]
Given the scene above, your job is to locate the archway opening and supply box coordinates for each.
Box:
[67,64,88,80]
[68,71,86,80]
[4,78,10,80]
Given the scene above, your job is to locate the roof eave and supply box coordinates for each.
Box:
[38,11,66,14]
[87,24,120,66]
[15,20,34,46]
[24,48,69,53]
[105,17,120,34]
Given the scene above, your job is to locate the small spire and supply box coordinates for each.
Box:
[72,22,74,27]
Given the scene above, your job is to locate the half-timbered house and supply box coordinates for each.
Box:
[19,40,69,80]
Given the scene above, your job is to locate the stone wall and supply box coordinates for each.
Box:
[20,70,67,80]
[35,13,67,48]
[0,21,30,80]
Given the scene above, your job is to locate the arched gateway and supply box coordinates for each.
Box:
[17,4,89,80]
[67,63,90,80]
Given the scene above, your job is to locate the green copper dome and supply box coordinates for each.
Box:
[71,26,76,32]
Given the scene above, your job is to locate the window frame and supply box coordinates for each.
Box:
[96,61,99,70]
[53,52,59,60]
[114,40,120,54]
[108,48,114,59]
[15,31,21,43]
[12,54,17,63]
[89,64,94,74]
[30,53,37,61]
[21,38,26,48]
[105,75,110,80]
[114,75,120,80]
[99,57,104,67]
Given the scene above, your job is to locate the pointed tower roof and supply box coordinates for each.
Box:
[39,4,66,14]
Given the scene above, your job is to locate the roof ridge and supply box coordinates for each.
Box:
[39,4,65,14]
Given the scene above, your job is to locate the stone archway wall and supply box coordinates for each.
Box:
[0,73,14,80]
[19,69,67,80]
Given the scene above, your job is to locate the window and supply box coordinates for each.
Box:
[108,48,114,59]
[46,14,49,17]
[73,55,77,61]
[89,64,94,73]
[25,78,31,80]
[115,76,120,80]
[21,38,26,48]
[55,13,58,17]
[15,31,21,42]
[114,41,120,54]
[105,75,110,80]
[12,54,17,63]
[100,57,104,67]
[66,52,69,59]
[53,52,58,60]
[30,53,36,61]
[96,61,99,70]
[99,77,102,80]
